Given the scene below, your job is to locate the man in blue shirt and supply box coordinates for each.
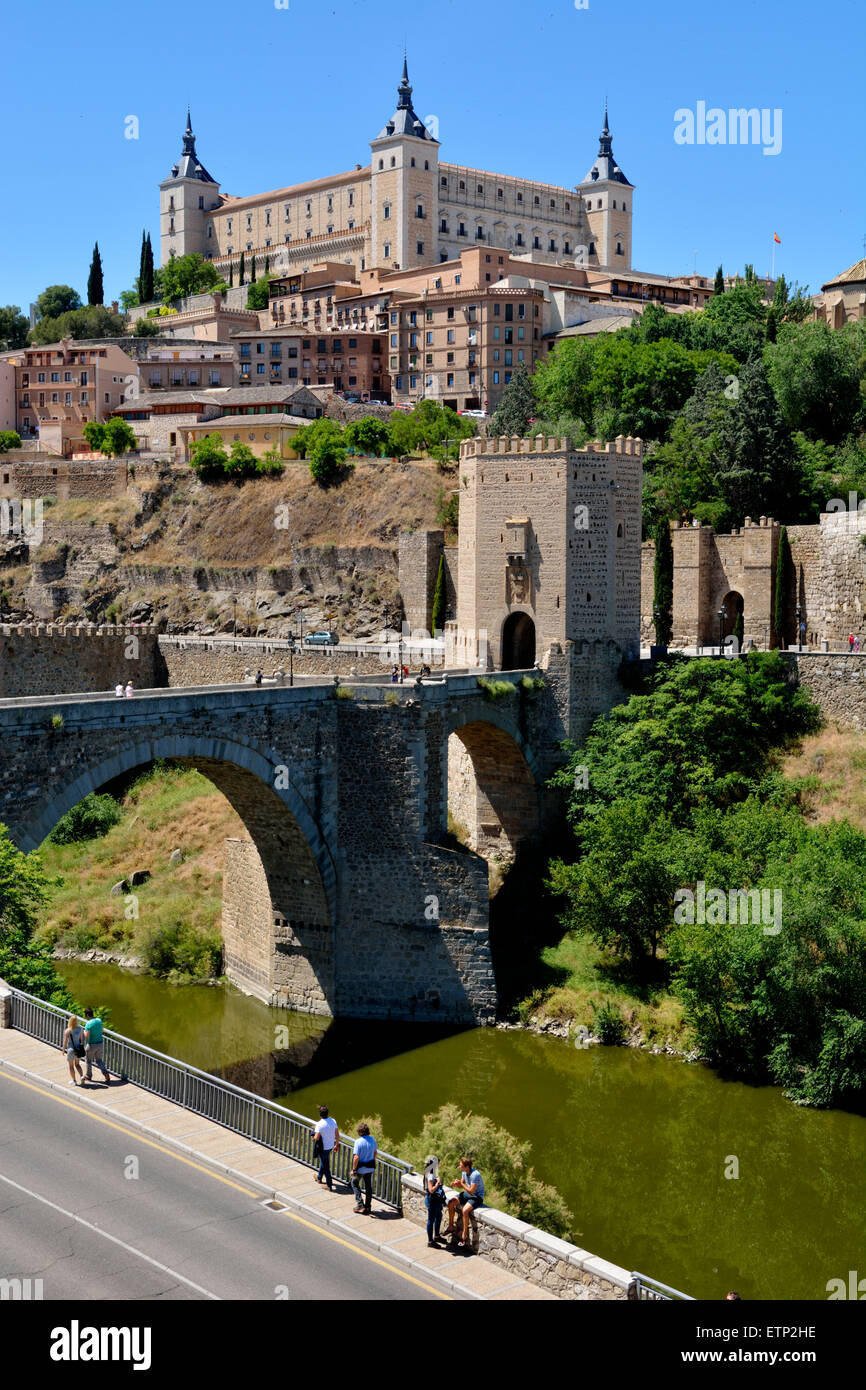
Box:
[446,1156,485,1248]
[82,1008,111,1086]
[351,1122,378,1215]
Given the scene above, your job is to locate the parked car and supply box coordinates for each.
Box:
[303,630,340,646]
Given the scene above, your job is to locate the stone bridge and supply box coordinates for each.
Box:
[0,673,567,1025]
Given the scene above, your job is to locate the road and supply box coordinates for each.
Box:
[0,1072,438,1301]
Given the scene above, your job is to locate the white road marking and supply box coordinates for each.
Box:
[0,1171,220,1300]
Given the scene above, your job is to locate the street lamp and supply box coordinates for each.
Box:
[232,596,237,640]
[718,605,727,656]
[287,635,295,687]
[653,604,660,647]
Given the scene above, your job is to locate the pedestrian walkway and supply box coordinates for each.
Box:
[0,1028,556,1301]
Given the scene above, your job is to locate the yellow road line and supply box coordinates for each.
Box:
[0,1066,452,1299]
[279,1207,452,1299]
[0,1069,259,1195]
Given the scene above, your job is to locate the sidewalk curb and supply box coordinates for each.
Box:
[0,1057,483,1300]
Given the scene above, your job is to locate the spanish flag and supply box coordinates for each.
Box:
[773,234,782,244]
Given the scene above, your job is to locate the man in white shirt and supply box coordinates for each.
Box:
[313,1104,340,1191]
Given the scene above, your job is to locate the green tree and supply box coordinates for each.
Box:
[82,421,106,453]
[431,552,446,635]
[0,431,21,452]
[35,285,81,321]
[142,233,155,303]
[250,255,257,284]
[225,440,258,475]
[713,264,725,296]
[386,410,416,457]
[0,825,72,1007]
[228,261,234,289]
[132,317,162,338]
[87,242,104,306]
[653,518,673,644]
[101,417,138,457]
[0,305,30,350]
[264,254,270,276]
[119,288,140,312]
[765,321,865,444]
[343,417,390,456]
[548,798,681,964]
[30,305,127,344]
[246,277,271,311]
[49,793,120,845]
[239,252,246,287]
[490,361,535,436]
[308,432,350,486]
[189,432,229,478]
[154,252,223,304]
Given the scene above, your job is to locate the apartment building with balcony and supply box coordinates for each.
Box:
[13,339,140,455]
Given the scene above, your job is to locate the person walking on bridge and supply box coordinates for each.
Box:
[313,1105,340,1191]
[61,1015,85,1086]
[351,1122,377,1215]
[81,1007,111,1086]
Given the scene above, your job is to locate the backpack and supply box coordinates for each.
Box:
[425,1180,445,1209]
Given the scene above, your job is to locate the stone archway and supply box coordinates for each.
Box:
[501,611,536,670]
[28,737,336,1015]
[446,718,540,862]
[720,590,744,645]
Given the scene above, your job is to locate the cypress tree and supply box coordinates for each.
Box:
[774,525,790,647]
[143,233,154,302]
[250,255,257,284]
[264,254,270,276]
[713,264,725,295]
[228,261,234,288]
[137,229,147,302]
[733,600,744,649]
[431,553,446,636]
[653,518,673,646]
[239,252,246,286]
[87,242,104,306]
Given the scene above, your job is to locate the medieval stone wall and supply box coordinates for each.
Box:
[0,459,128,502]
[0,623,160,697]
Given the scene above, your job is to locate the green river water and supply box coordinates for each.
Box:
[58,960,866,1302]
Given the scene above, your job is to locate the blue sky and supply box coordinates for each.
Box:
[2,0,864,313]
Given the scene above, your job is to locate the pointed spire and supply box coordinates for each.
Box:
[168,106,217,184]
[397,52,412,109]
[182,107,196,157]
[185,105,192,135]
[598,101,612,158]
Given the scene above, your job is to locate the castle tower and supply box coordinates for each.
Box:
[577,103,634,270]
[369,56,440,271]
[159,108,221,267]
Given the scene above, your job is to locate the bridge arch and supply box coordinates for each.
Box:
[23,734,337,1014]
[442,705,541,862]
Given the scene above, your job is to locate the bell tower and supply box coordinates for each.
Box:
[159,108,221,266]
[369,57,439,271]
[577,103,634,270]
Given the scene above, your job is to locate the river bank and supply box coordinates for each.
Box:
[55,958,866,1301]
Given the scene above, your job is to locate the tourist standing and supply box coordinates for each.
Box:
[114,683,124,697]
[849,633,855,652]
[351,1122,377,1215]
[313,1105,340,1191]
[424,1155,446,1247]
[81,1007,111,1086]
[124,681,134,697]
[61,1015,85,1087]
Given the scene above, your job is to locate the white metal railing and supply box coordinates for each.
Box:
[8,986,412,1209]
[629,1271,695,1301]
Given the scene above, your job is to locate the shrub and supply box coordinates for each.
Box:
[49,792,121,844]
[477,677,517,700]
[49,713,64,731]
[335,685,355,700]
[591,999,628,1045]
[137,919,222,980]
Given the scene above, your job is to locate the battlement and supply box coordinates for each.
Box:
[459,434,643,459]
[0,623,159,638]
